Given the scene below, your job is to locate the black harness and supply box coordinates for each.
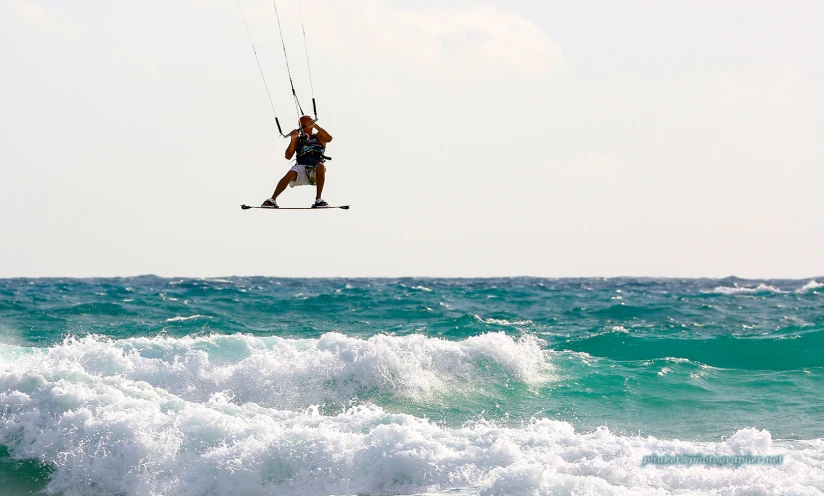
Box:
[296,133,331,166]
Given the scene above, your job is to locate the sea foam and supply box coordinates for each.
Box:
[23,332,551,410]
[1,334,822,496]
[710,283,785,295]
[796,280,823,294]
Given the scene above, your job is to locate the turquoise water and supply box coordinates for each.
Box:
[1,277,822,495]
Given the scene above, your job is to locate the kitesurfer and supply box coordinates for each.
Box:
[262,115,333,208]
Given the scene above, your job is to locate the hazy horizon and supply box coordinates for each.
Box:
[2,274,823,282]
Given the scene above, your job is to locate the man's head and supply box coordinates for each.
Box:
[299,115,313,133]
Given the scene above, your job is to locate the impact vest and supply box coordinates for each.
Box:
[296,134,327,166]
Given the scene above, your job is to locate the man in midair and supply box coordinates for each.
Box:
[262,115,333,208]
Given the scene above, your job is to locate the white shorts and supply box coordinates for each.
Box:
[288,163,321,188]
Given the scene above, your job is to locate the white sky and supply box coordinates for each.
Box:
[0,0,821,278]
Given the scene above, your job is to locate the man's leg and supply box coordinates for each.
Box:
[271,170,298,200]
[315,164,326,200]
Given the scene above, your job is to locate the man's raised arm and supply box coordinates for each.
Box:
[315,123,333,143]
[285,131,299,159]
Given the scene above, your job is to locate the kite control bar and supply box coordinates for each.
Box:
[276,98,319,138]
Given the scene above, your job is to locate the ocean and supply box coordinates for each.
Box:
[0,277,822,495]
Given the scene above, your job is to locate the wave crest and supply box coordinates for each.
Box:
[3,332,552,412]
[710,283,784,295]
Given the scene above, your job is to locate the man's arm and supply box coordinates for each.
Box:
[285,132,299,159]
[314,123,333,144]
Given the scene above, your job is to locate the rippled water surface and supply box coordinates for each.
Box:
[1,277,822,495]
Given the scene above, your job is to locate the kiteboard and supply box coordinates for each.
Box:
[241,204,349,210]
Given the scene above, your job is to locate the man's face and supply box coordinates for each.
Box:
[299,117,313,132]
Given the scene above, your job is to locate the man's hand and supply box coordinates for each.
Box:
[299,121,314,135]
